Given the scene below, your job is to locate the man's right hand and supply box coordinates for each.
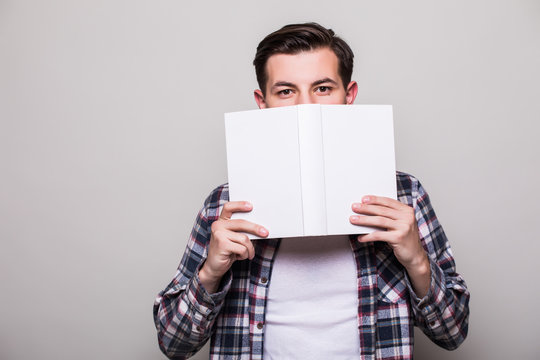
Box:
[198,201,268,293]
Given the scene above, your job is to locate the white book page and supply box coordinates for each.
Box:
[322,105,396,235]
[225,107,303,239]
[297,104,327,236]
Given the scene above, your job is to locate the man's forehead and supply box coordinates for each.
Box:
[265,48,340,85]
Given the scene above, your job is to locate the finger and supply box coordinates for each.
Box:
[357,234,373,243]
[226,241,252,261]
[357,231,394,243]
[350,214,394,230]
[351,203,401,220]
[226,231,256,259]
[360,195,409,211]
[220,201,253,220]
[224,219,269,238]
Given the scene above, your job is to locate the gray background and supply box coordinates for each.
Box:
[1,0,539,359]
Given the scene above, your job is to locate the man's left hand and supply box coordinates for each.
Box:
[350,195,431,297]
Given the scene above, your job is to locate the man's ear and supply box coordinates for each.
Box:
[254,89,267,109]
[345,81,358,105]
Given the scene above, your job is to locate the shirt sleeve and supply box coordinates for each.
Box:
[153,185,229,359]
[401,175,470,350]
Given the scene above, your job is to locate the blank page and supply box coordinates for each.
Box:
[225,107,304,239]
[321,105,396,235]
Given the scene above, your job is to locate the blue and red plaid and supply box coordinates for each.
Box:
[153,171,470,359]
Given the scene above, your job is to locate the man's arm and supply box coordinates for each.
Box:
[350,173,470,350]
[153,185,267,359]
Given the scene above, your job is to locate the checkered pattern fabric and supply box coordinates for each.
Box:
[153,171,470,359]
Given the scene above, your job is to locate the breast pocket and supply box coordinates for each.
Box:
[375,245,408,304]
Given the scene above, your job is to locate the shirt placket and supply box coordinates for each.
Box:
[350,236,378,360]
[248,238,280,359]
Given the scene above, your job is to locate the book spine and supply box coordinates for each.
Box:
[297,105,328,236]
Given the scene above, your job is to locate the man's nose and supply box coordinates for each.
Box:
[295,92,315,105]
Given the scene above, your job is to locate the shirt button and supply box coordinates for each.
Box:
[261,277,268,284]
[257,322,264,330]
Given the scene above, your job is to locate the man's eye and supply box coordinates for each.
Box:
[316,86,331,93]
[278,89,292,96]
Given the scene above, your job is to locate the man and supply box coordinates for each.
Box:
[154,23,470,359]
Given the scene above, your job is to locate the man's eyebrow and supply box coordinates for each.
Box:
[271,81,297,90]
[311,77,339,87]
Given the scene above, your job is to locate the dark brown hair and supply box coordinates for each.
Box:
[253,22,354,95]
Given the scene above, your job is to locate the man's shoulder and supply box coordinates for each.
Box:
[396,170,420,190]
[395,170,425,206]
[205,183,229,203]
[200,183,230,219]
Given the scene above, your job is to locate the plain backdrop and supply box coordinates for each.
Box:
[1,0,539,359]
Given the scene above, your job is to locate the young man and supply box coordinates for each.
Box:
[154,23,470,359]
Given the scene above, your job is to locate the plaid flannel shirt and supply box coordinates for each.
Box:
[154,171,470,359]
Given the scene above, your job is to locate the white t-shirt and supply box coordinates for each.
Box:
[263,235,361,359]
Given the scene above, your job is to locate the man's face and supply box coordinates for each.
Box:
[254,47,357,109]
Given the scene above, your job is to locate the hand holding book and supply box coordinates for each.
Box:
[198,201,268,293]
[350,195,431,298]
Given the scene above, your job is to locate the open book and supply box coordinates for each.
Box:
[224,104,396,239]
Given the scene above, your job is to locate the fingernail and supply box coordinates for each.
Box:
[245,202,252,209]
[352,203,361,210]
[350,215,359,221]
[362,196,371,203]
[259,227,268,236]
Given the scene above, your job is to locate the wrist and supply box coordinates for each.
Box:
[405,252,431,298]
[405,252,430,277]
[199,264,222,294]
